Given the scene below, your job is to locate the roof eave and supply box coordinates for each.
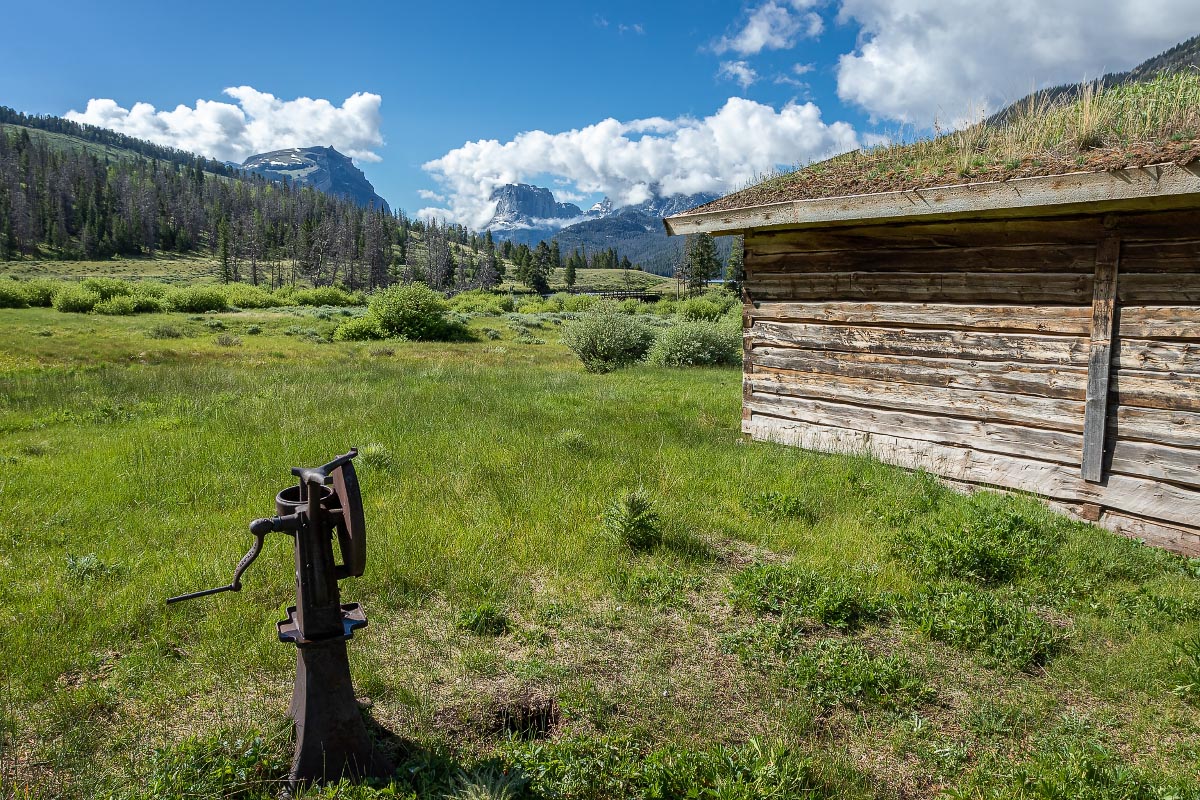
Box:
[662,162,1200,237]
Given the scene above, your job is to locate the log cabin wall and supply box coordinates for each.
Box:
[741,208,1200,555]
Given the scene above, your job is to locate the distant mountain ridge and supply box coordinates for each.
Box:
[241,146,390,212]
[485,186,721,274]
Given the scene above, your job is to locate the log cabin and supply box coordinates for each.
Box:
[664,162,1200,555]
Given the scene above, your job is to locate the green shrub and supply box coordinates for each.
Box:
[679,297,724,321]
[290,285,363,306]
[94,295,137,315]
[222,283,279,309]
[132,281,169,298]
[166,286,227,313]
[80,277,132,299]
[449,289,507,315]
[16,279,62,307]
[892,492,1058,584]
[903,584,1064,670]
[0,280,29,308]
[618,298,642,314]
[602,489,662,550]
[214,333,242,347]
[646,319,740,367]
[560,294,597,312]
[785,640,930,710]
[368,283,458,340]
[128,291,166,313]
[457,602,510,636]
[731,565,891,630]
[52,285,102,313]
[560,300,656,373]
[651,298,679,316]
[332,315,385,341]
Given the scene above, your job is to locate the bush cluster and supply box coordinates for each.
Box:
[646,319,741,367]
[560,301,656,373]
[601,489,662,550]
[331,283,463,342]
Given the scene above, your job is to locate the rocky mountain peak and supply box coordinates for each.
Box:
[240,146,389,212]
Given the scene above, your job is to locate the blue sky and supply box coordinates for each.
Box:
[3,0,1197,226]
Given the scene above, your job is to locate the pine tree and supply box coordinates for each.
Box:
[217,217,231,283]
[684,232,719,293]
[564,249,577,288]
[725,235,745,294]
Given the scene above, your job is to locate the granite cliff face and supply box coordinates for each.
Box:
[488,184,584,230]
[241,146,389,212]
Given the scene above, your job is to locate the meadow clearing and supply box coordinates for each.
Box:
[1,298,1199,799]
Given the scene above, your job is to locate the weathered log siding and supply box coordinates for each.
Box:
[742,210,1200,555]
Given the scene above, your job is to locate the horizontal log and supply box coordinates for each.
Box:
[744,415,1200,528]
[1097,511,1200,558]
[1120,239,1200,272]
[747,368,1084,432]
[1108,438,1200,489]
[742,209,1199,254]
[1115,337,1200,374]
[745,244,1096,273]
[748,302,1093,334]
[1118,306,1200,340]
[748,271,1093,303]
[1112,368,1200,412]
[748,346,1087,399]
[1113,406,1200,450]
[745,394,1083,464]
[751,320,1091,364]
[746,393,1198,487]
[1118,274,1200,303]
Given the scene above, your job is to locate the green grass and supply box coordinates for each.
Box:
[1,307,1199,798]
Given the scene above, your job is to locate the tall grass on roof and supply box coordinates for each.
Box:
[716,72,1200,211]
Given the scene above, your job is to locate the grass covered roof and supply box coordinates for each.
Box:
[687,73,1200,216]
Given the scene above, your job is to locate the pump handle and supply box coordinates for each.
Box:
[166,524,273,604]
[291,449,359,487]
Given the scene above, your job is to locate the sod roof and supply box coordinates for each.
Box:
[675,73,1200,219]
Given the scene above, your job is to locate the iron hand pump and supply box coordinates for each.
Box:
[168,448,392,791]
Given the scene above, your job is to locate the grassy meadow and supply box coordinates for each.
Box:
[1,302,1199,799]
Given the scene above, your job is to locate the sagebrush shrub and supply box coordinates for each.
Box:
[368,283,457,340]
[646,320,740,367]
[52,286,101,313]
[602,489,662,550]
[560,300,656,373]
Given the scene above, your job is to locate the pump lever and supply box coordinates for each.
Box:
[290,448,358,488]
[165,514,297,604]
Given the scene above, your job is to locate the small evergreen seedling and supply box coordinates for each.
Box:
[602,489,662,550]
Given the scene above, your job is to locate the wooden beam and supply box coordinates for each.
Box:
[1082,235,1120,482]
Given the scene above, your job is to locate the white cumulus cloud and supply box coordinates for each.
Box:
[835,0,1200,125]
[420,97,860,228]
[65,87,385,163]
[719,61,761,89]
[715,1,824,56]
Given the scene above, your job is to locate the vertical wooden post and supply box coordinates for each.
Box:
[1081,235,1120,482]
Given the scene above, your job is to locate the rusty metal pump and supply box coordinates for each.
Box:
[168,448,392,790]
